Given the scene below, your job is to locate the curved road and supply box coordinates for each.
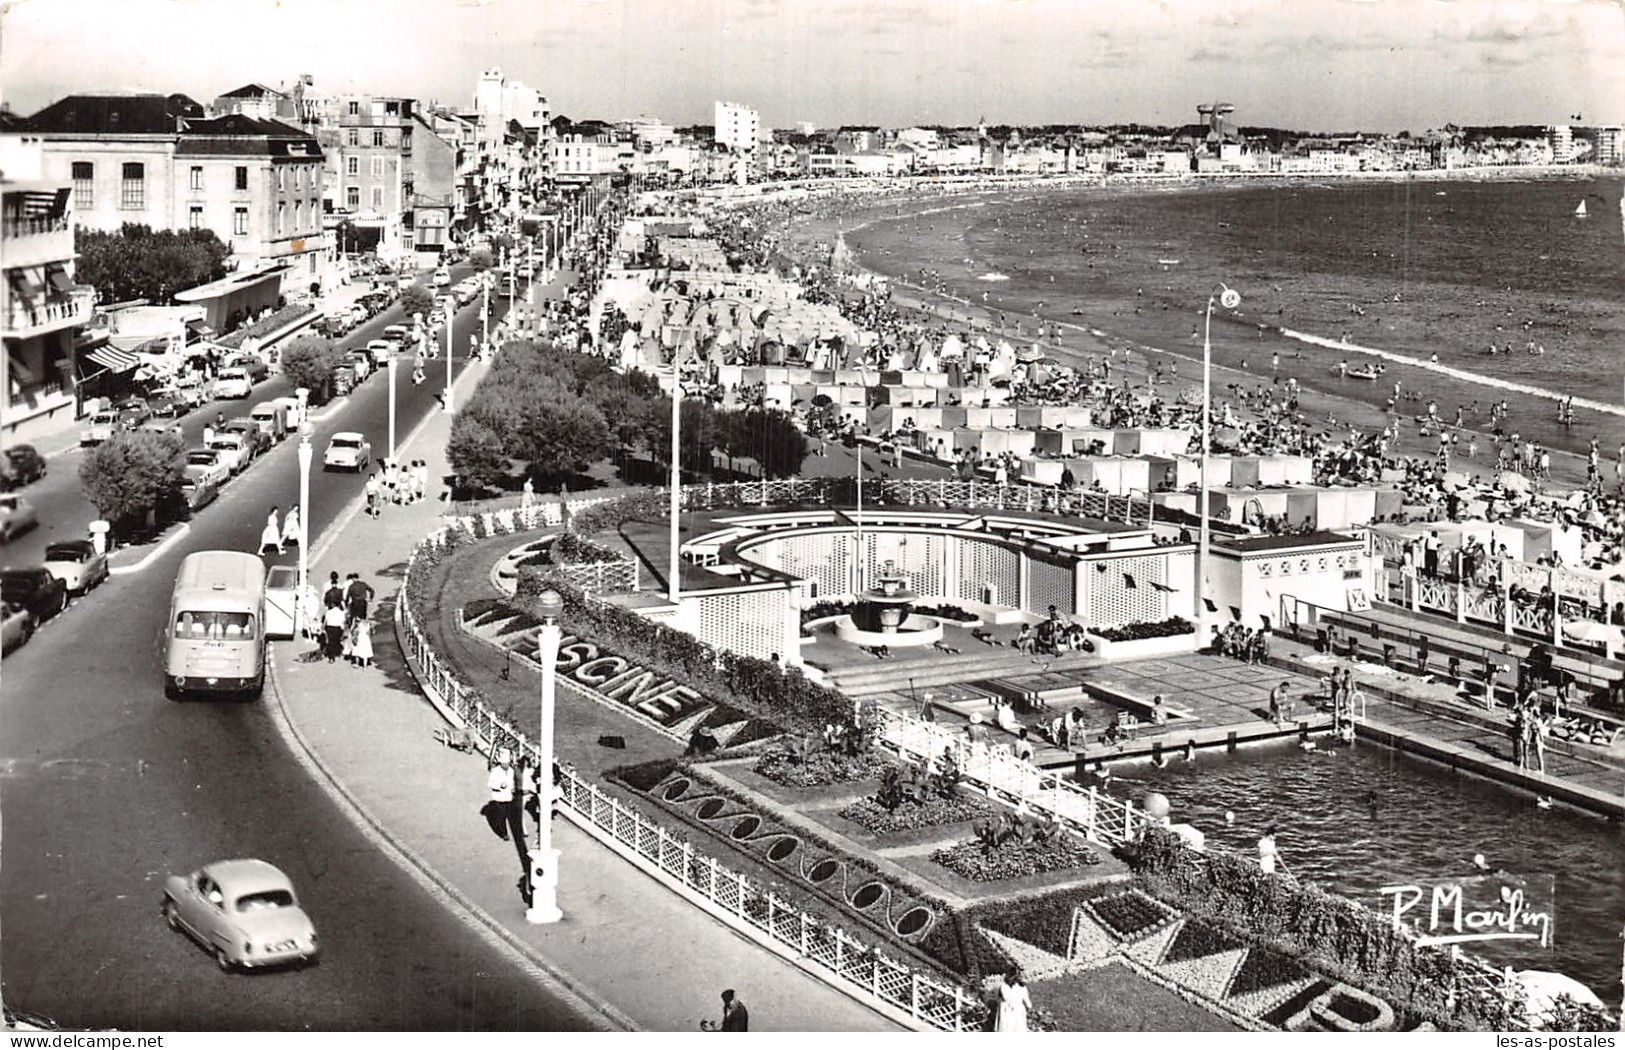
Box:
[0,273,594,1030]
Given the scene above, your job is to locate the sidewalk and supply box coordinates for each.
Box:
[267,282,899,1032]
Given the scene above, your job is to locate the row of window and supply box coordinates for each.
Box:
[344,156,393,177]
[71,160,319,209]
[185,199,319,237]
[342,127,412,150]
[344,186,386,210]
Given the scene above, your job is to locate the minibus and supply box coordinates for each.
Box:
[165,551,266,700]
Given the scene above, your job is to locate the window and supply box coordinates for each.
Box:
[401,130,411,152]
[346,156,358,176]
[71,162,93,208]
[293,201,302,231]
[346,186,360,209]
[189,205,203,229]
[120,162,144,209]
[373,129,385,148]
[233,206,249,236]
[347,100,359,116]
[190,166,203,191]
[370,156,384,177]
[235,166,248,191]
[347,128,358,147]
[277,167,284,191]
[371,186,383,210]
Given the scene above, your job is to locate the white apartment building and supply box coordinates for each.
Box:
[1550,125,1574,164]
[714,101,759,184]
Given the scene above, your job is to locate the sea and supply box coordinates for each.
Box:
[845,175,1625,464]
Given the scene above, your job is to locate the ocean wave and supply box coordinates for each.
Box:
[1275,326,1625,418]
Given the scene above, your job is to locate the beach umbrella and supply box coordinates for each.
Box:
[1580,508,1608,527]
[1562,619,1621,645]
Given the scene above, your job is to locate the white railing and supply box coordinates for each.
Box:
[397,524,980,1032]
[873,707,1152,847]
[1415,576,1457,615]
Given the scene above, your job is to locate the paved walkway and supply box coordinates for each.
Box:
[266,274,899,1032]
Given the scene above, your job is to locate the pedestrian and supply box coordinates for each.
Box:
[701,989,749,1032]
[365,472,381,518]
[350,617,373,669]
[259,506,283,556]
[322,599,346,663]
[281,504,301,551]
[485,748,532,901]
[323,570,343,609]
[345,573,373,628]
[993,969,1031,1032]
[415,459,431,504]
[1257,825,1280,875]
[1268,681,1290,726]
[521,475,535,510]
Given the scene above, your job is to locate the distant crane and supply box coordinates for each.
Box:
[1197,102,1236,144]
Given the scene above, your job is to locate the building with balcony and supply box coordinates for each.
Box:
[2,131,93,443]
[714,101,759,184]
[312,95,418,259]
[23,94,326,296]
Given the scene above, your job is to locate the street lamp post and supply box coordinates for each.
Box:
[526,588,564,925]
[387,354,398,460]
[668,345,684,605]
[296,416,313,633]
[1198,283,1241,643]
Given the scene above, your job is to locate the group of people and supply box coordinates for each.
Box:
[1328,666,1360,741]
[310,570,374,667]
[1211,622,1269,664]
[364,459,432,518]
[257,504,301,557]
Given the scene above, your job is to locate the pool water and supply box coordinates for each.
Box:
[1099,739,1625,998]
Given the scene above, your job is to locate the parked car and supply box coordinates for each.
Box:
[331,365,357,397]
[0,494,39,542]
[41,539,109,595]
[342,351,372,381]
[161,858,319,972]
[0,445,46,490]
[222,418,270,459]
[214,368,253,399]
[137,418,185,439]
[184,449,231,490]
[0,567,68,625]
[432,268,451,288]
[263,565,298,640]
[250,402,288,442]
[1,601,32,655]
[364,340,396,365]
[226,355,270,384]
[322,432,371,472]
[208,433,252,475]
[114,397,152,428]
[180,475,219,513]
[81,410,122,445]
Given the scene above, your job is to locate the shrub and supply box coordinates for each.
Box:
[838,793,990,835]
[1092,616,1195,643]
[930,834,1101,882]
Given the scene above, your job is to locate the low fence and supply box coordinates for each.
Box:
[874,707,1153,847]
[397,519,980,1032]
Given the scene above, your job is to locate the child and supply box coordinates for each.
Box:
[350,617,374,669]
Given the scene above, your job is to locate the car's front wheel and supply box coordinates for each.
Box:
[214,946,233,972]
[163,898,180,931]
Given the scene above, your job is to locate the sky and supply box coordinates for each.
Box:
[1,0,1622,133]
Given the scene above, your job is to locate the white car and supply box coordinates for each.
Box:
[81,410,122,445]
[365,340,397,366]
[432,269,451,288]
[0,494,40,542]
[263,565,299,640]
[208,434,250,475]
[323,432,371,472]
[184,449,231,490]
[42,539,109,595]
[162,858,319,972]
[214,368,253,399]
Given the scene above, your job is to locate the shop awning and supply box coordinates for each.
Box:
[8,271,41,302]
[185,318,216,341]
[85,345,140,374]
[45,267,75,295]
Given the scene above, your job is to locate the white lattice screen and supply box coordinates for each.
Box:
[1083,554,1168,628]
[955,538,1019,604]
[864,532,944,598]
[692,588,787,661]
[747,533,849,598]
[1028,556,1076,617]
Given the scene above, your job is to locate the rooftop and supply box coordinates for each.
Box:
[1215,530,1361,553]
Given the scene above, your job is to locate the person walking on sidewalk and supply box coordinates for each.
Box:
[344,573,373,628]
[349,617,373,669]
[365,472,382,519]
[485,748,532,903]
[281,504,301,552]
[700,989,749,1031]
[259,506,283,557]
[321,599,346,663]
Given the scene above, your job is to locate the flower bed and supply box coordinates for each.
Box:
[1162,918,1244,964]
[1081,889,1180,943]
[217,302,316,349]
[930,836,1102,882]
[1093,617,1195,642]
[754,749,891,788]
[1227,946,1310,1000]
[838,794,992,835]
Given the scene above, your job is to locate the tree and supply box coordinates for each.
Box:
[518,391,609,489]
[79,431,185,533]
[399,283,435,320]
[279,335,349,403]
[469,248,495,271]
[75,224,231,305]
[447,413,510,492]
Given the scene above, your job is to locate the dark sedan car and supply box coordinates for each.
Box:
[221,419,270,459]
[0,445,46,490]
[0,567,69,626]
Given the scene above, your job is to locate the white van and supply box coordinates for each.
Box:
[164,550,266,699]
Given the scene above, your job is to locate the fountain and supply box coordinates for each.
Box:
[833,566,945,648]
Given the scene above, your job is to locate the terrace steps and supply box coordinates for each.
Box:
[822,646,1098,698]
